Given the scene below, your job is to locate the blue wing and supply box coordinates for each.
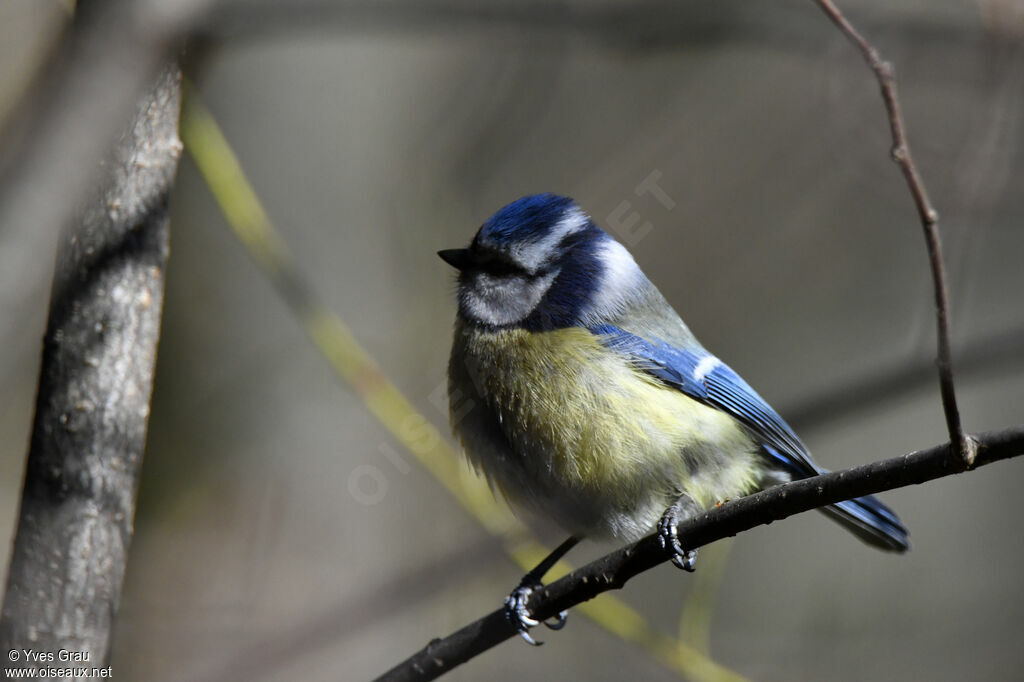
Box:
[591,324,819,478]
[591,324,909,551]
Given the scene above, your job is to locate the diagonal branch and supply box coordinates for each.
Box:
[180,90,743,682]
[811,0,970,463]
[377,4,993,681]
[375,425,1024,682]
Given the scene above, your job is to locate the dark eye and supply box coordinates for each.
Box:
[480,257,525,277]
[468,243,529,277]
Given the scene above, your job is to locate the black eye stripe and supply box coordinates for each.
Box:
[467,243,529,277]
[556,230,588,251]
[481,259,524,277]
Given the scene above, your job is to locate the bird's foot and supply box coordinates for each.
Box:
[658,510,699,572]
[504,583,569,646]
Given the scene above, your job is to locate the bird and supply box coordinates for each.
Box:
[439,193,908,644]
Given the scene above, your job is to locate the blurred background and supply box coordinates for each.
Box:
[1,0,1023,680]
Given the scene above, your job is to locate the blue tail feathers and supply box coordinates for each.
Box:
[761,444,909,552]
[823,493,909,552]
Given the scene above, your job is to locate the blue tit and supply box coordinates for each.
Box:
[440,193,908,643]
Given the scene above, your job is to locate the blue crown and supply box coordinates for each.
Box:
[477,194,577,247]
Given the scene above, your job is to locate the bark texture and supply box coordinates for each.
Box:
[0,64,182,670]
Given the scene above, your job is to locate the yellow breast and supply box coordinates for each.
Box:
[452,325,760,523]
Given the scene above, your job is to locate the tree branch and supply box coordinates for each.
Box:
[0,0,209,362]
[375,4,997,680]
[0,63,182,670]
[375,425,1024,682]
[811,0,969,463]
[367,4,1002,681]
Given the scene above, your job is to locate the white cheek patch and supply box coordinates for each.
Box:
[509,207,589,272]
[462,270,559,326]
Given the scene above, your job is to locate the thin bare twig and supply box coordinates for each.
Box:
[811,0,970,463]
[377,8,998,678]
[375,425,1024,682]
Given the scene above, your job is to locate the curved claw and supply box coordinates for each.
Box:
[518,629,542,646]
[658,512,699,572]
[505,585,544,646]
[670,549,699,572]
[543,609,569,630]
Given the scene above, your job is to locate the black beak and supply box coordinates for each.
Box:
[437,248,473,271]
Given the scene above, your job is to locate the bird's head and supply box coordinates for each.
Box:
[439,194,645,329]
